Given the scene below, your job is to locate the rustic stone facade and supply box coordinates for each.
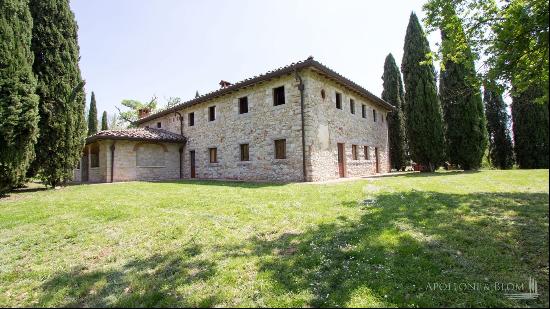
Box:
[74,59,392,183]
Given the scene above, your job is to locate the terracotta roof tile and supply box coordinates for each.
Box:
[86,128,186,144]
[135,56,394,125]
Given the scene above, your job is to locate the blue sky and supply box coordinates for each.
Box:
[71,0,438,116]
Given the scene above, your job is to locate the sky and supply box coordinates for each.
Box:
[70,0,439,116]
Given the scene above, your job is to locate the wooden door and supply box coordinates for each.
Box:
[337,143,345,177]
[190,151,196,178]
[375,147,380,173]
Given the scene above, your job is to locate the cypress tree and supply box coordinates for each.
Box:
[439,10,487,170]
[512,86,549,169]
[29,0,86,187]
[483,83,514,169]
[0,0,39,194]
[401,13,446,172]
[381,53,408,171]
[101,111,108,131]
[87,92,98,135]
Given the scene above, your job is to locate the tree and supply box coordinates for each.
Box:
[195,91,200,98]
[438,6,488,170]
[423,0,549,103]
[101,111,108,131]
[0,0,39,194]
[401,13,446,172]
[483,83,514,169]
[381,53,408,171]
[29,0,86,187]
[115,96,157,128]
[512,86,549,169]
[87,92,98,136]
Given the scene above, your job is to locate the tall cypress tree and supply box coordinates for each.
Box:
[512,86,549,169]
[0,0,39,194]
[101,111,108,131]
[484,83,514,169]
[439,9,487,170]
[401,13,446,172]
[29,0,86,187]
[87,92,98,135]
[381,53,408,171]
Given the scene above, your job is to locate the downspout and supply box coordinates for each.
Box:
[110,143,115,183]
[174,111,184,179]
[294,69,307,182]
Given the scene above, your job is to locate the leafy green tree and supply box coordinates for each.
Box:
[0,0,39,194]
[401,13,446,172]
[438,6,488,170]
[101,111,108,131]
[29,0,86,187]
[381,53,408,171]
[116,96,157,128]
[423,0,549,103]
[512,86,549,169]
[483,83,514,169]
[87,92,98,136]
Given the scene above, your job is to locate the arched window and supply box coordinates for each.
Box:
[136,143,165,167]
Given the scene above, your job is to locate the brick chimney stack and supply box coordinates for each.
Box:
[219,80,232,89]
[138,107,151,119]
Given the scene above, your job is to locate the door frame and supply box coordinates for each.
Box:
[190,150,196,178]
[337,143,345,178]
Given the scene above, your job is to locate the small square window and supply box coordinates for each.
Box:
[273,86,285,106]
[188,112,195,126]
[362,104,366,118]
[336,92,342,109]
[156,122,162,128]
[209,106,216,121]
[239,97,249,114]
[240,143,249,161]
[352,145,358,160]
[274,139,286,159]
[209,147,217,163]
[364,146,370,160]
[350,99,355,114]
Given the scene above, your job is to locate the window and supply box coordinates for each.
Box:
[209,147,218,163]
[273,86,285,106]
[209,106,216,121]
[352,145,358,160]
[90,144,99,168]
[335,92,342,109]
[188,112,195,126]
[350,99,355,114]
[362,104,367,118]
[156,122,162,128]
[239,96,249,114]
[240,143,249,161]
[373,109,377,122]
[274,139,286,159]
[364,146,370,160]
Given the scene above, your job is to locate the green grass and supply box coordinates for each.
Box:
[0,170,548,307]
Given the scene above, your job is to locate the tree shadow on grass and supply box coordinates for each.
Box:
[248,191,549,307]
[37,243,218,307]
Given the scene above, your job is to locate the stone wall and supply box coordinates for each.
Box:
[141,74,305,182]
[303,69,390,181]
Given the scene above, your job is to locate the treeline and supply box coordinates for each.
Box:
[383,0,548,172]
[1,0,84,194]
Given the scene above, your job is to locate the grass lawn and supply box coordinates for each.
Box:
[0,170,548,307]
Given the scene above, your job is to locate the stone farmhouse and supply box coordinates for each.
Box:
[74,57,394,183]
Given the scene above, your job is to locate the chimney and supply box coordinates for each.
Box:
[219,80,232,89]
[138,107,151,119]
